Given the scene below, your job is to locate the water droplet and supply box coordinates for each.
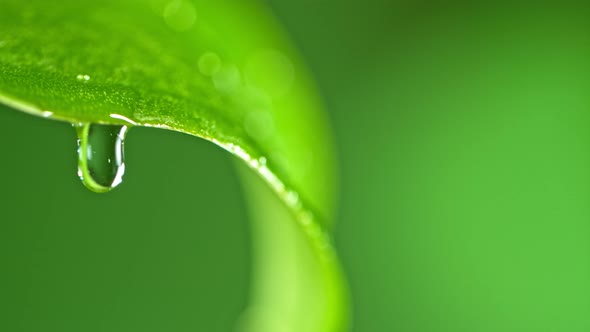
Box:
[41,111,53,118]
[75,123,128,193]
[285,190,299,206]
[76,74,90,81]
[163,0,197,32]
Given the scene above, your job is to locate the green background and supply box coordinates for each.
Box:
[1,1,589,331]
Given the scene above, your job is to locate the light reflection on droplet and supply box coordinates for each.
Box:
[110,113,138,126]
[285,190,300,207]
[41,111,53,118]
[76,74,90,81]
[231,144,250,162]
[259,165,284,193]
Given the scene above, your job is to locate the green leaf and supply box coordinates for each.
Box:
[0,0,347,331]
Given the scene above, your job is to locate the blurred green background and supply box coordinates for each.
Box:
[1,1,589,332]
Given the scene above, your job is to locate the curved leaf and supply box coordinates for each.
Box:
[0,0,347,331]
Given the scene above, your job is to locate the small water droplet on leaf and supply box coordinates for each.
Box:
[76,74,90,81]
[75,123,128,193]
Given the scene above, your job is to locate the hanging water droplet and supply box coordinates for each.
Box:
[75,123,129,193]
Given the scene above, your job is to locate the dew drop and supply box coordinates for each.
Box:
[285,190,300,206]
[75,123,128,193]
[76,74,90,81]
